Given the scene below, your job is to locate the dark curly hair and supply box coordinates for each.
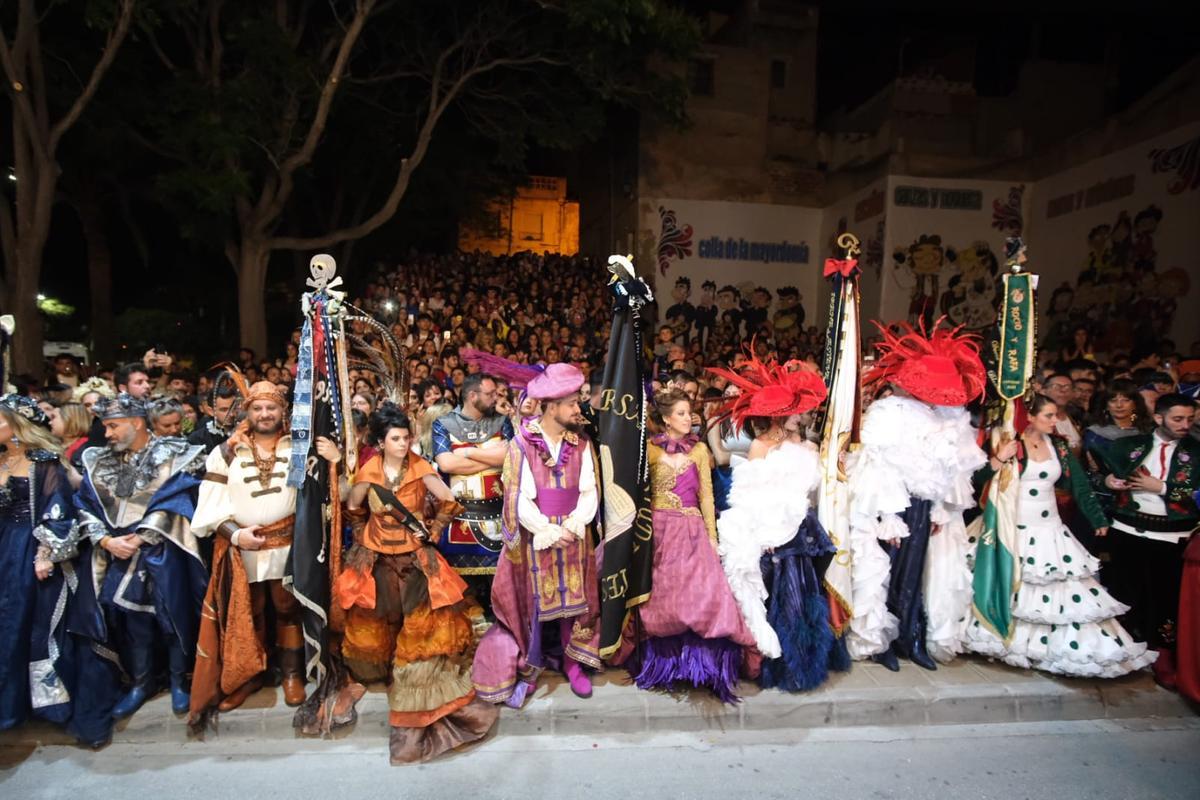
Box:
[367,401,412,446]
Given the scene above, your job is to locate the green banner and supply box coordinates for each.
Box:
[970,454,1018,641]
[996,273,1035,400]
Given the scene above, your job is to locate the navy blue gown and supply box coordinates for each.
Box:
[0,475,39,729]
[0,455,87,733]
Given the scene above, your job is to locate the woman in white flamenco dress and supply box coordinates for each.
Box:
[965,395,1155,677]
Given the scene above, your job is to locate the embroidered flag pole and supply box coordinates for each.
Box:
[596,255,655,659]
[818,233,863,646]
[971,237,1038,642]
[287,254,363,734]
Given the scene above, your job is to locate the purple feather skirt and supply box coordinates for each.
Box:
[613,508,756,703]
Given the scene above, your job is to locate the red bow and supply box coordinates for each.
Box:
[824,258,859,278]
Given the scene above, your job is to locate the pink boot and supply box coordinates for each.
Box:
[564,658,592,699]
[560,618,592,698]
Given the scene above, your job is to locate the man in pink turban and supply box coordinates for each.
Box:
[471,363,602,706]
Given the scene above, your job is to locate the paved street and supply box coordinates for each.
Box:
[3,658,1196,798]
[3,717,1198,800]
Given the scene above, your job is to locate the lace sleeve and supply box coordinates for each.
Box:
[32,461,81,563]
[693,444,718,545]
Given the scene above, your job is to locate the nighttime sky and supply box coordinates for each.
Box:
[33,1,1200,352]
[815,1,1200,118]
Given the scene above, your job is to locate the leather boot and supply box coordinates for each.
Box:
[907,616,938,671]
[278,623,307,706]
[112,640,158,720]
[872,647,900,672]
[218,675,264,712]
[167,643,191,715]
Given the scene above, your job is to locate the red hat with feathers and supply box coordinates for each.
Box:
[706,344,828,432]
[865,317,986,407]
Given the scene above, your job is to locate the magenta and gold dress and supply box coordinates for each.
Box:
[612,435,755,702]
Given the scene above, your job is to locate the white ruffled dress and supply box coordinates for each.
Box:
[965,453,1155,677]
[717,441,820,659]
[845,396,987,662]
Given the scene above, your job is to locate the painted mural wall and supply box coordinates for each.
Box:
[638,121,1200,356]
[817,178,888,327]
[1025,121,1200,354]
[879,175,1030,333]
[639,196,824,333]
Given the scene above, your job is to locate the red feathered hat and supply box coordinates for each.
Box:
[706,347,828,432]
[865,317,986,407]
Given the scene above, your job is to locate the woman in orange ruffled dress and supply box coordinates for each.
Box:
[337,402,497,763]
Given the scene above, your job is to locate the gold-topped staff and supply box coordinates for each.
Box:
[970,236,1037,642]
[818,231,863,647]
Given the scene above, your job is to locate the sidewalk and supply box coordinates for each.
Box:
[1,655,1193,748]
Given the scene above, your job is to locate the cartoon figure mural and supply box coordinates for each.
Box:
[772,286,804,336]
[665,276,695,343]
[941,241,1001,330]
[1043,203,1190,354]
[1132,205,1162,275]
[694,280,717,348]
[715,284,743,341]
[892,234,947,329]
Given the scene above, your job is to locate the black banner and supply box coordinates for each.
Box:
[286,304,338,689]
[596,270,654,658]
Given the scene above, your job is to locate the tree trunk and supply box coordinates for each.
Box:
[10,245,44,378]
[74,183,116,364]
[237,240,270,359]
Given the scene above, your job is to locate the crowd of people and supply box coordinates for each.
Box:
[1,249,1198,766]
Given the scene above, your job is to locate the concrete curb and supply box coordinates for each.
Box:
[2,657,1194,748]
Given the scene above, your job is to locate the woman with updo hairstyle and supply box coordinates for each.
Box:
[336,401,497,763]
[0,395,100,744]
[1084,378,1153,519]
[609,388,755,702]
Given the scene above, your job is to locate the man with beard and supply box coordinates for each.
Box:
[81,362,156,454]
[188,381,241,455]
[1103,394,1200,689]
[189,381,311,722]
[472,363,601,708]
[74,394,208,719]
[431,373,514,602]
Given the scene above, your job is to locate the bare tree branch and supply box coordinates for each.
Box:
[257,0,378,227]
[47,0,136,153]
[347,67,428,85]
[124,125,190,162]
[207,0,226,89]
[143,26,179,73]
[269,32,560,254]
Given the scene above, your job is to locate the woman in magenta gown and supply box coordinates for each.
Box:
[611,388,755,702]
